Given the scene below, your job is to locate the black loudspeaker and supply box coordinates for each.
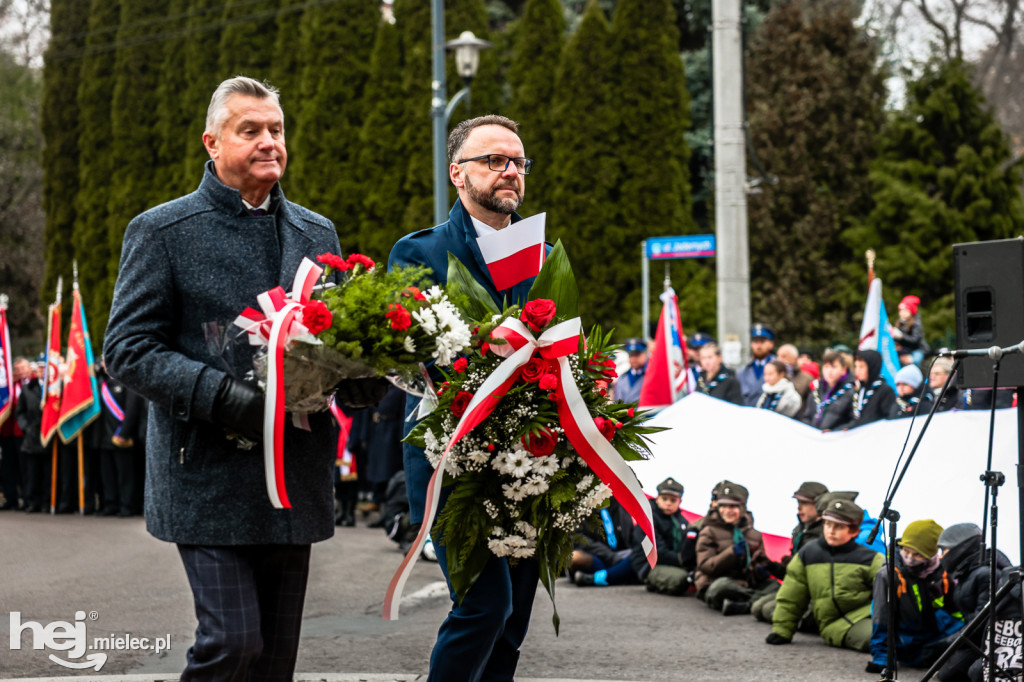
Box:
[953,238,1024,389]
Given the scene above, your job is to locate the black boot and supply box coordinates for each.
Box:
[721,599,752,616]
[341,495,356,527]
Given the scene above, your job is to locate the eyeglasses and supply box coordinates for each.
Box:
[456,154,533,175]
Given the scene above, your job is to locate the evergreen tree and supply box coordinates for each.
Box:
[355,19,411,259]
[74,0,121,323]
[745,0,887,345]
[217,0,279,80]
[611,0,697,336]
[845,59,1024,341]
[506,0,565,215]
[40,0,88,314]
[103,0,171,338]
[288,0,378,225]
[548,1,625,325]
[153,0,192,205]
[269,0,307,101]
[446,0,502,126]
[396,0,434,232]
[182,0,226,187]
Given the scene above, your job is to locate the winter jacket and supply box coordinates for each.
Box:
[772,536,883,644]
[801,374,855,430]
[578,498,638,567]
[631,497,693,579]
[870,553,965,667]
[738,354,777,406]
[15,378,45,456]
[834,350,895,430]
[894,317,927,354]
[754,377,802,418]
[697,366,744,406]
[941,535,1013,621]
[694,507,769,592]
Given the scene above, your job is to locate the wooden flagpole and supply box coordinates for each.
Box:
[77,435,85,513]
[50,440,58,513]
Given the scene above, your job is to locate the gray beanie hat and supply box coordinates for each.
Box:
[937,522,982,549]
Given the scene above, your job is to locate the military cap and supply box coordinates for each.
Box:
[689,332,715,348]
[820,498,864,528]
[815,490,858,514]
[751,323,775,340]
[793,481,829,503]
[656,477,684,498]
[717,481,749,505]
[623,337,647,353]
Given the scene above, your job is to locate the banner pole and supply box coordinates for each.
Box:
[641,241,650,341]
[50,439,58,513]
[77,434,85,513]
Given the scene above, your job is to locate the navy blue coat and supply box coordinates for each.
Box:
[104,162,342,545]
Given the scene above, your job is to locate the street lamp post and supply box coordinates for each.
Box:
[431,0,492,227]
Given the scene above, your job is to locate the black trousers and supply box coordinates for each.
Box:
[99,447,139,514]
[177,543,312,682]
[0,435,22,506]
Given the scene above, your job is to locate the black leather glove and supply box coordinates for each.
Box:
[865,662,885,674]
[213,377,264,441]
[334,377,390,409]
[765,633,791,645]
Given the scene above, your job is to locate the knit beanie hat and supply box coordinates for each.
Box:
[937,523,982,549]
[895,364,924,390]
[899,295,921,316]
[899,519,943,558]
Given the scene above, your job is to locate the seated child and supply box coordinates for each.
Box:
[693,481,773,614]
[867,519,966,673]
[572,497,639,587]
[628,477,695,595]
[765,498,882,651]
[751,481,830,623]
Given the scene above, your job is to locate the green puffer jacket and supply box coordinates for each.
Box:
[772,536,883,645]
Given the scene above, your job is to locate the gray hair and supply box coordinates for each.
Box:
[447,114,519,162]
[932,356,953,375]
[205,76,283,138]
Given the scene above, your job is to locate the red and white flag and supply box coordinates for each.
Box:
[476,212,546,291]
[638,287,689,410]
[40,299,63,446]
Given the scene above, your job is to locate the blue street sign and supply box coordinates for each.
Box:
[646,235,716,260]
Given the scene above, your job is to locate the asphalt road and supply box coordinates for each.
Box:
[0,511,926,681]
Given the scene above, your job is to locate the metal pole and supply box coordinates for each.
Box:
[431,0,448,227]
[641,241,650,341]
[712,0,751,363]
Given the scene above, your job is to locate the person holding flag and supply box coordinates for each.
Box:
[0,296,26,510]
[638,284,689,411]
[389,114,549,682]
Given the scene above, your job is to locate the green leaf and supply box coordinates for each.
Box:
[447,252,500,321]
[537,547,561,636]
[528,241,579,318]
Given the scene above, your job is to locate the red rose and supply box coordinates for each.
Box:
[521,427,558,457]
[593,416,616,442]
[520,357,547,383]
[538,373,558,391]
[520,299,557,332]
[450,391,473,417]
[385,303,412,331]
[453,357,468,373]
[347,253,376,270]
[301,299,333,335]
[317,253,350,271]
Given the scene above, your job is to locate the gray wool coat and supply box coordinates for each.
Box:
[104,161,342,546]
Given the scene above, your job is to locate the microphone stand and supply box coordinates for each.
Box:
[866,359,961,681]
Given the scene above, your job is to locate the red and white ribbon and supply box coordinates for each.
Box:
[382,316,656,620]
[233,257,323,509]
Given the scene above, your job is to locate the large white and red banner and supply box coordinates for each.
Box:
[630,392,1022,562]
[476,212,546,291]
[638,286,689,410]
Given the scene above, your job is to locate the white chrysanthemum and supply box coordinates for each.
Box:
[500,450,532,478]
[515,520,538,539]
[502,481,527,502]
[443,456,462,477]
[424,285,444,302]
[403,336,416,352]
[589,483,613,506]
[467,450,490,465]
[491,452,510,472]
[561,456,575,468]
[576,474,595,492]
[522,475,549,496]
[488,537,512,557]
[411,306,438,334]
[511,545,536,559]
[533,455,559,477]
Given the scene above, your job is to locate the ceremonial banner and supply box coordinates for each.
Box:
[40,301,62,446]
[476,212,546,291]
[57,289,100,443]
[638,286,689,410]
[0,296,13,427]
[858,278,901,389]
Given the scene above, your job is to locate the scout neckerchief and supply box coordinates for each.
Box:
[813,380,852,422]
[759,390,783,411]
[698,369,729,394]
[853,379,883,419]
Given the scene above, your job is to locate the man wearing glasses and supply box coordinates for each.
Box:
[389,115,542,682]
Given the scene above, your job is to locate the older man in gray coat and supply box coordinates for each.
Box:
[104,76,385,681]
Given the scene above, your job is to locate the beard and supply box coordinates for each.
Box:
[464,173,523,214]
